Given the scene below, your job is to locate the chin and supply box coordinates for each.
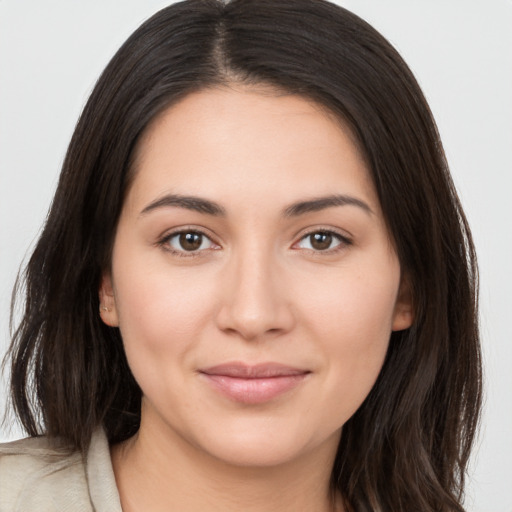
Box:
[208,439,309,468]
[189,420,340,469]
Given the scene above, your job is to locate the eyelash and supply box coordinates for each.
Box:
[293,229,352,254]
[157,228,218,258]
[157,228,352,258]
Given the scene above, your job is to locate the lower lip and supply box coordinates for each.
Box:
[200,374,308,404]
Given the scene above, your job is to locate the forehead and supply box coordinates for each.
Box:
[126,86,378,214]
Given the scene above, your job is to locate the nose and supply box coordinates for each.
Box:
[215,246,296,341]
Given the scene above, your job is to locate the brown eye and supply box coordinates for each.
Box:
[179,232,203,251]
[310,232,333,250]
[296,231,346,252]
[165,231,214,253]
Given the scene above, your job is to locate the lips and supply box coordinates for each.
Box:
[199,362,310,404]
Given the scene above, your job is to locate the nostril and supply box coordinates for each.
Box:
[215,300,295,341]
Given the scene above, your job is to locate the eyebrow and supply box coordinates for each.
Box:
[283,194,373,217]
[140,193,373,218]
[140,194,226,216]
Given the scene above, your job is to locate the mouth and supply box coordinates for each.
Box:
[198,362,311,404]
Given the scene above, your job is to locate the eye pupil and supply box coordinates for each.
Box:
[179,232,202,251]
[310,232,332,250]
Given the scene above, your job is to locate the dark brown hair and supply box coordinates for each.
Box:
[5,1,481,510]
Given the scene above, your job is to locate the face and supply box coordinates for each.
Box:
[100,87,413,468]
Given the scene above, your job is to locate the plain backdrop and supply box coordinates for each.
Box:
[1,1,511,511]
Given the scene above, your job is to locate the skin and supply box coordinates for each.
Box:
[100,86,413,512]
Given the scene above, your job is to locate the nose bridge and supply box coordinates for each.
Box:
[216,239,294,339]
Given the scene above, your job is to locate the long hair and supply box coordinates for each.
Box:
[5,1,481,510]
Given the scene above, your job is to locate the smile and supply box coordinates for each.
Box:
[199,362,311,404]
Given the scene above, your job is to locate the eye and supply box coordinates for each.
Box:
[295,231,349,252]
[163,230,216,253]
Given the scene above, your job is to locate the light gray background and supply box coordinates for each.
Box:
[1,1,511,511]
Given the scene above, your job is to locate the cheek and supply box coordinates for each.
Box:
[111,261,221,415]
[112,253,218,358]
[304,262,399,343]
[298,256,400,408]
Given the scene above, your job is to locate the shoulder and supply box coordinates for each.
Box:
[0,434,91,512]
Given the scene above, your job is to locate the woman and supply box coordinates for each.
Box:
[0,0,481,511]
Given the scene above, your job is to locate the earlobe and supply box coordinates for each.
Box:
[99,272,119,327]
[392,277,414,332]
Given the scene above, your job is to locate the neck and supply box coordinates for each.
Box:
[111,415,342,512]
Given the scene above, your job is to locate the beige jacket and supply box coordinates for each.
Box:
[0,429,122,512]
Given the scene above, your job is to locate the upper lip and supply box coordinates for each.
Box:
[199,362,310,379]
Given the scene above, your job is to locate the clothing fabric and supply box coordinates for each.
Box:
[0,428,122,512]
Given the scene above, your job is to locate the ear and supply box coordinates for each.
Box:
[99,272,119,327]
[392,276,414,332]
